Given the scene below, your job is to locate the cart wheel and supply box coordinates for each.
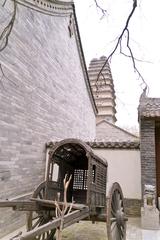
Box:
[107,182,127,240]
[26,181,56,240]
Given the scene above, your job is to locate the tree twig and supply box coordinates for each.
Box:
[94,0,107,17]
[120,45,152,64]
[96,0,148,90]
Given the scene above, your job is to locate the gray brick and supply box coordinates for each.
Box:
[0,2,96,237]
[124,198,141,217]
[140,119,156,196]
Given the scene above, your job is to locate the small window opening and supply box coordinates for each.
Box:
[52,163,59,182]
[73,169,88,190]
[92,165,96,183]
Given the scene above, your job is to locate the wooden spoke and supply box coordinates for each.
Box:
[111,221,117,231]
[38,191,43,199]
[111,208,116,217]
[26,181,56,240]
[32,213,44,221]
[32,214,47,230]
[110,217,116,223]
[106,182,127,240]
[118,199,122,210]
[32,216,43,229]
[117,223,124,239]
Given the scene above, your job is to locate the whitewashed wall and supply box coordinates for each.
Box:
[93,149,141,199]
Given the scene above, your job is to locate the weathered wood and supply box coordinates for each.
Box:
[30,198,87,210]
[26,181,57,238]
[63,209,89,228]
[18,207,89,240]
[107,182,127,240]
[0,200,39,211]
[90,214,107,222]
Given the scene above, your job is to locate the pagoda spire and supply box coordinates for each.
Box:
[88,56,117,124]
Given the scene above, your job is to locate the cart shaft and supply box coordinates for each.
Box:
[0,200,39,211]
[16,207,89,240]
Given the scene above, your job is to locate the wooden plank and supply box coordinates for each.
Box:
[30,198,56,209]
[30,198,87,210]
[0,200,39,211]
[63,210,89,228]
[18,207,89,240]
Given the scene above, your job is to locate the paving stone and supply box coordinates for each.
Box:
[2,218,160,240]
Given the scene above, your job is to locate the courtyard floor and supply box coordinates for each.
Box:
[1,218,160,240]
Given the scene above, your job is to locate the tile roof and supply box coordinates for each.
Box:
[139,97,160,118]
[46,141,140,149]
[87,141,140,149]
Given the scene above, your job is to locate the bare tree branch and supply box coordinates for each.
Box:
[125,28,148,87]
[96,0,148,90]
[0,0,17,52]
[97,0,137,74]
[120,43,152,64]
[94,0,107,17]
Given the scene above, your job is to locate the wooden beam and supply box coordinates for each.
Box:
[63,146,80,158]
[17,208,89,240]
[0,200,39,211]
[30,198,87,210]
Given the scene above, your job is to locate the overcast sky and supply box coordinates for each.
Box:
[74,0,160,130]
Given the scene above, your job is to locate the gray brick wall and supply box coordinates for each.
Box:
[0,193,31,238]
[140,119,156,196]
[124,198,141,217]
[0,2,95,236]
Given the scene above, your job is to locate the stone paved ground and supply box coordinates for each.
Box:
[62,221,107,240]
[127,218,160,240]
[62,218,160,240]
[1,218,160,240]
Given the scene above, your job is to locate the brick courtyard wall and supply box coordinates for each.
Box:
[0,1,96,236]
[124,198,141,217]
[140,119,156,196]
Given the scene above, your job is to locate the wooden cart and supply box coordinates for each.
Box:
[0,139,127,240]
